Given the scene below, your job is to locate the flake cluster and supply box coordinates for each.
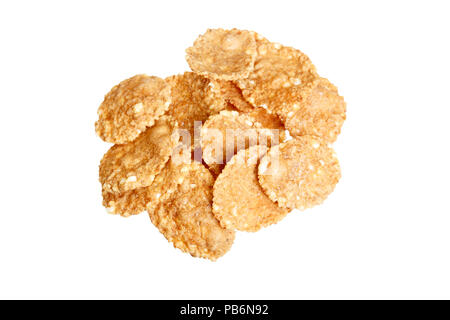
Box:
[95,28,346,260]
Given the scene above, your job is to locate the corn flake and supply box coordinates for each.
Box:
[213,145,290,232]
[99,117,180,193]
[148,162,235,260]
[95,75,171,144]
[186,28,257,81]
[258,136,341,210]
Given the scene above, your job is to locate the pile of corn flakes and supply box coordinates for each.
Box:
[95,29,346,260]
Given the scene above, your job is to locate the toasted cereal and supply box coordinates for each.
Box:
[200,110,276,165]
[186,28,257,81]
[210,79,255,112]
[102,158,188,217]
[102,187,148,217]
[165,72,226,147]
[148,162,235,260]
[245,107,286,142]
[258,137,341,210]
[236,36,318,114]
[99,117,180,193]
[213,145,290,232]
[95,75,171,144]
[145,158,192,214]
[209,80,287,141]
[204,162,225,179]
[281,77,346,143]
[95,28,346,260]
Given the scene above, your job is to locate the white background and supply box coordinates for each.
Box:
[0,0,449,299]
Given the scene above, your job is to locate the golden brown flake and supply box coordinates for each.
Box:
[209,79,286,142]
[102,159,188,217]
[99,117,180,193]
[245,107,286,142]
[236,36,318,114]
[95,75,171,144]
[281,77,346,143]
[210,79,255,112]
[102,187,148,217]
[204,162,225,179]
[186,28,257,81]
[200,110,277,165]
[148,162,235,260]
[165,72,226,148]
[94,28,346,260]
[213,146,290,232]
[258,137,341,210]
